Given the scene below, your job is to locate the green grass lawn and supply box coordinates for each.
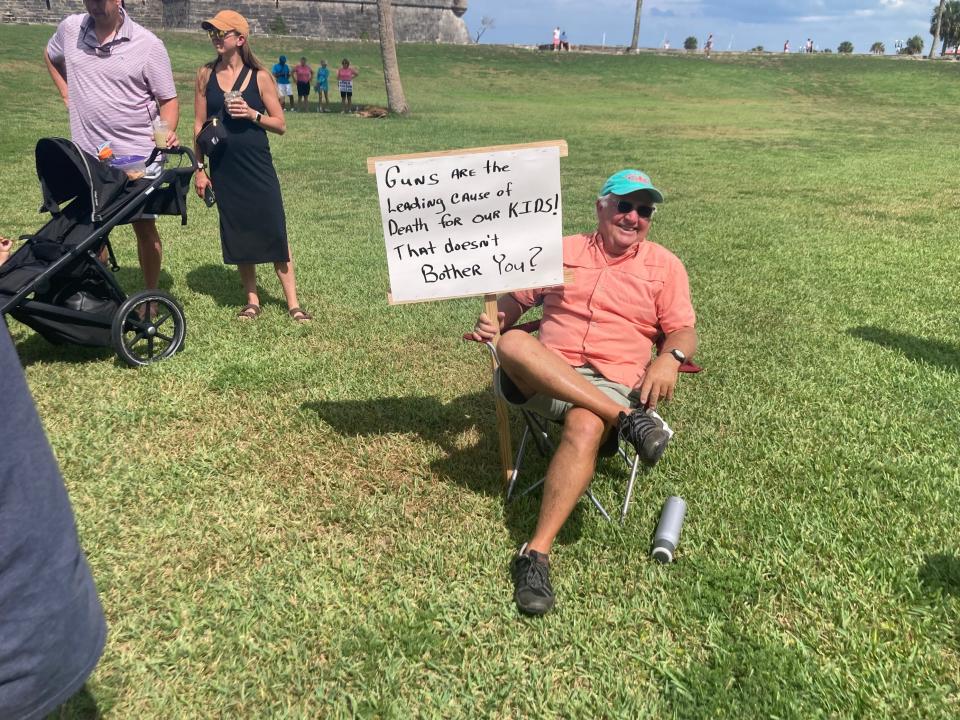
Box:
[2,23,960,717]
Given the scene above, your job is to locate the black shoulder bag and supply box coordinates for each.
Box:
[197,65,250,158]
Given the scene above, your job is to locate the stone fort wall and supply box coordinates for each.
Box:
[1,0,470,44]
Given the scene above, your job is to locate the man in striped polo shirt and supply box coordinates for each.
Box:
[44,0,179,292]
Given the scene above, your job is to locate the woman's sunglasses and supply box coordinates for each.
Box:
[207,29,239,41]
[616,200,656,219]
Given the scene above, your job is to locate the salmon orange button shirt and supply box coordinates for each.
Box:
[510,232,695,389]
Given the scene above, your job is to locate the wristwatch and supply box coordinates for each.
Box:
[669,348,686,364]
[195,162,205,173]
[254,111,262,124]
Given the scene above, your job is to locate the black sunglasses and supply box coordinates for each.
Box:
[616,200,656,219]
[83,36,128,57]
[207,28,239,41]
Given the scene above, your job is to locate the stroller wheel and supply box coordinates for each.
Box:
[111,290,186,367]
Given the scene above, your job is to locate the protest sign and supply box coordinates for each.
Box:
[369,141,567,304]
[367,140,568,483]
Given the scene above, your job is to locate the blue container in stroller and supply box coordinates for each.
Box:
[0,138,196,366]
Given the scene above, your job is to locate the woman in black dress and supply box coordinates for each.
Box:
[193,10,311,322]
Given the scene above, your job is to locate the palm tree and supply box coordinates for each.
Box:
[376,0,409,114]
[838,41,854,54]
[628,0,643,52]
[930,1,960,54]
[905,34,924,55]
[931,0,946,58]
[869,41,885,55]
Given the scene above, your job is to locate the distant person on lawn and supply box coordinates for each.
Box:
[315,59,330,112]
[293,56,313,112]
[337,58,359,113]
[43,0,179,293]
[272,54,294,111]
[469,169,698,616]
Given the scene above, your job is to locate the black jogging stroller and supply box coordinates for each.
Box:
[0,138,196,367]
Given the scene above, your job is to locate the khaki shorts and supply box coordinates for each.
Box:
[494,365,637,421]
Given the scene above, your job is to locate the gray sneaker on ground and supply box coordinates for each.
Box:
[510,543,554,616]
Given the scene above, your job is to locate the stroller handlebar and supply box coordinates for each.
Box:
[146,146,198,174]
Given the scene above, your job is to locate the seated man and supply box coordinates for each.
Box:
[469,169,697,616]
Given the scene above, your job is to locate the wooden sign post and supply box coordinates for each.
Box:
[368,140,568,483]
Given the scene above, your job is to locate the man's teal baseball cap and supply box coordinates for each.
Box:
[598,169,664,203]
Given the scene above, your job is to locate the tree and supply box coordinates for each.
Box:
[268,14,288,34]
[904,34,924,55]
[750,45,764,52]
[683,36,698,51]
[475,16,495,43]
[376,0,409,114]
[870,41,885,54]
[629,0,644,52]
[930,1,960,54]
[838,41,854,54]
[930,0,946,57]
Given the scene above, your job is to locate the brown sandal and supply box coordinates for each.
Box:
[237,303,261,320]
[288,307,313,323]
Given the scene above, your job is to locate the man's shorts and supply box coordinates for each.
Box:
[315,82,328,93]
[297,81,310,98]
[494,365,636,421]
[277,82,292,97]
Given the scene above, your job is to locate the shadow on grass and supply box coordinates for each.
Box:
[186,263,282,309]
[848,325,960,372]
[303,391,503,498]
[301,393,587,547]
[54,684,100,719]
[112,266,174,293]
[919,554,960,596]
[12,332,112,367]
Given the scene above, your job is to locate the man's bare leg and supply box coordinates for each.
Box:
[498,327,671,466]
[526,407,606,555]
[497,329,626,425]
[131,219,161,289]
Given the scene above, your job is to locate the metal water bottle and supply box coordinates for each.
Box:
[651,496,687,563]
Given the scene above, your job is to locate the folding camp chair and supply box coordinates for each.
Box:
[471,320,701,523]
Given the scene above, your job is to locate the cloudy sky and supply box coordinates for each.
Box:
[463,0,938,53]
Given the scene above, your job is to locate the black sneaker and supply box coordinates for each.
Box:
[511,543,555,615]
[618,409,671,466]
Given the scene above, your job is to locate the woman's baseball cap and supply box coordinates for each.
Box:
[599,169,664,203]
[201,10,250,37]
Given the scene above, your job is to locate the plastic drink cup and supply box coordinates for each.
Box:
[651,496,687,564]
[224,90,242,111]
[152,118,169,148]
